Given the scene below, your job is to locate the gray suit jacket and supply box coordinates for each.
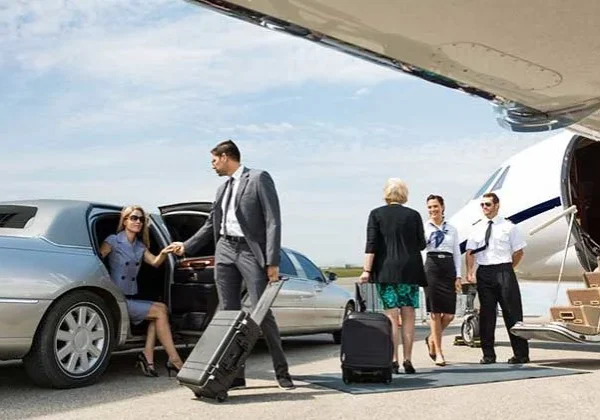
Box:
[183,167,281,268]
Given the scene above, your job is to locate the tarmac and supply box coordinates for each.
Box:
[2,278,600,420]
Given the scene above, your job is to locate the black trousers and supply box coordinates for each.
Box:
[476,263,529,359]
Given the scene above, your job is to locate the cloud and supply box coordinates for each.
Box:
[0,120,547,265]
[353,88,371,98]
[0,1,552,266]
[3,1,405,94]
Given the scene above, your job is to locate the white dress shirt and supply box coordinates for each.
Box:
[466,215,526,266]
[220,165,245,237]
[424,220,462,276]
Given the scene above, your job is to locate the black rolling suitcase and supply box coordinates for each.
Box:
[177,279,285,402]
[340,282,393,384]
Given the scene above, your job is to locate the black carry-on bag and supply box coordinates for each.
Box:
[340,282,393,384]
[176,278,285,402]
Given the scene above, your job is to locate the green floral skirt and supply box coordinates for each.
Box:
[376,283,420,310]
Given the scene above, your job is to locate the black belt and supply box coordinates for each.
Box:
[223,235,246,243]
[478,262,512,268]
[427,251,453,259]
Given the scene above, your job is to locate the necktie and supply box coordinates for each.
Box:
[471,220,493,254]
[429,229,445,248]
[222,178,234,236]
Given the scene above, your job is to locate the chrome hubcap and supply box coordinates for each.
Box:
[54,305,106,376]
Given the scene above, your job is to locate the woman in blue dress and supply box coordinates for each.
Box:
[100,205,183,377]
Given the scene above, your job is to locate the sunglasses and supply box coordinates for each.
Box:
[480,202,494,208]
[128,215,146,223]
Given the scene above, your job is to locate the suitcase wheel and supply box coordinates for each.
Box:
[342,368,353,385]
[215,392,228,403]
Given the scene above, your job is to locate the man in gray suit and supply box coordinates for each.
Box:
[170,139,294,390]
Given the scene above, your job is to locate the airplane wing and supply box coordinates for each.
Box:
[186,0,600,139]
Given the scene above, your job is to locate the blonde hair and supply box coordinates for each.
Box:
[384,178,408,204]
[116,205,150,248]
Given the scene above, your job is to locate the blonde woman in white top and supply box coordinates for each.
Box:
[423,194,462,366]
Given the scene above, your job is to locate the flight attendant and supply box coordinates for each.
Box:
[423,194,462,366]
[465,193,529,364]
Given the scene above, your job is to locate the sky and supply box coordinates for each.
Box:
[0,0,550,266]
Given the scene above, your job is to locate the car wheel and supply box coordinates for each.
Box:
[333,301,355,344]
[23,290,114,389]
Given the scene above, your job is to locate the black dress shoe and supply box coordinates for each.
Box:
[229,377,247,390]
[507,356,530,364]
[480,356,496,364]
[392,361,400,374]
[276,373,295,390]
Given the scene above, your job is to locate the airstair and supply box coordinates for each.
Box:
[511,205,600,343]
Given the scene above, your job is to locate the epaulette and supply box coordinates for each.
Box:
[472,219,482,226]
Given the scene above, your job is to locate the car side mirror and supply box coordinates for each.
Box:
[328,272,338,282]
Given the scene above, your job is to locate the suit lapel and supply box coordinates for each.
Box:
[234,168,250,210]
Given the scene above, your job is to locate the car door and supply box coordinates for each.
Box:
[288,250,344,330]
[250,249,316,334]
[157,202,218,332]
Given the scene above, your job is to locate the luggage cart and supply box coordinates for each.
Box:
[454,283,481,347]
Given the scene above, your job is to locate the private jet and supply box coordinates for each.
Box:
[183,0,600,345]
[449,130,600,344]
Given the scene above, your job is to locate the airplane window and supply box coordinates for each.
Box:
[472,167,503,199]
[491,166,510,192]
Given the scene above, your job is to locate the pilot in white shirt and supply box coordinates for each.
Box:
[465,192,529,365]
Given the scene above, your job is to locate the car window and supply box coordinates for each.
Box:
[292,252,325,282]
[491,166,510,192]
[279,250,298,277]
[0,205,37,229]
[472,167,503,199]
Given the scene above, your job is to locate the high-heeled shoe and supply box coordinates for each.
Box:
[136,352,158,377]
[402,360,416,374]
[435,354,447,367]
[425,336,436,361]
[165,360,181,378]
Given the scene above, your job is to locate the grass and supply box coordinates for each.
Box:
[322,267,363,278]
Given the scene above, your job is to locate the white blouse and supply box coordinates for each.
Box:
[424,220,462,277]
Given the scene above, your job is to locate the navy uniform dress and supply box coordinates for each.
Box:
[104,231,153,325]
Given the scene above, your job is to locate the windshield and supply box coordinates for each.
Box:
[472,167,502,199]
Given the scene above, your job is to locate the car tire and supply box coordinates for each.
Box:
[333,301,355,344]
[23,290,114,389]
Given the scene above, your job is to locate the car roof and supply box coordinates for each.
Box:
[0,199,116,247]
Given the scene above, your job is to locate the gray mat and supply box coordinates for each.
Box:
[296,363,587,394]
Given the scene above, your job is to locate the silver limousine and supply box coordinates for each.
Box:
[0,199,354,388]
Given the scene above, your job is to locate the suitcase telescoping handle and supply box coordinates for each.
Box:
[250,275,288,324]
[355,281,377,312]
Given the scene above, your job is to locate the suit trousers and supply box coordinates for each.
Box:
[214,237,289,378]
[476,263,529,359]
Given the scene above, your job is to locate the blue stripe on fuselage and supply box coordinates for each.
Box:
[459,197,562,254]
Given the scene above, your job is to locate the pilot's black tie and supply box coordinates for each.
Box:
[471,220,493,254]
